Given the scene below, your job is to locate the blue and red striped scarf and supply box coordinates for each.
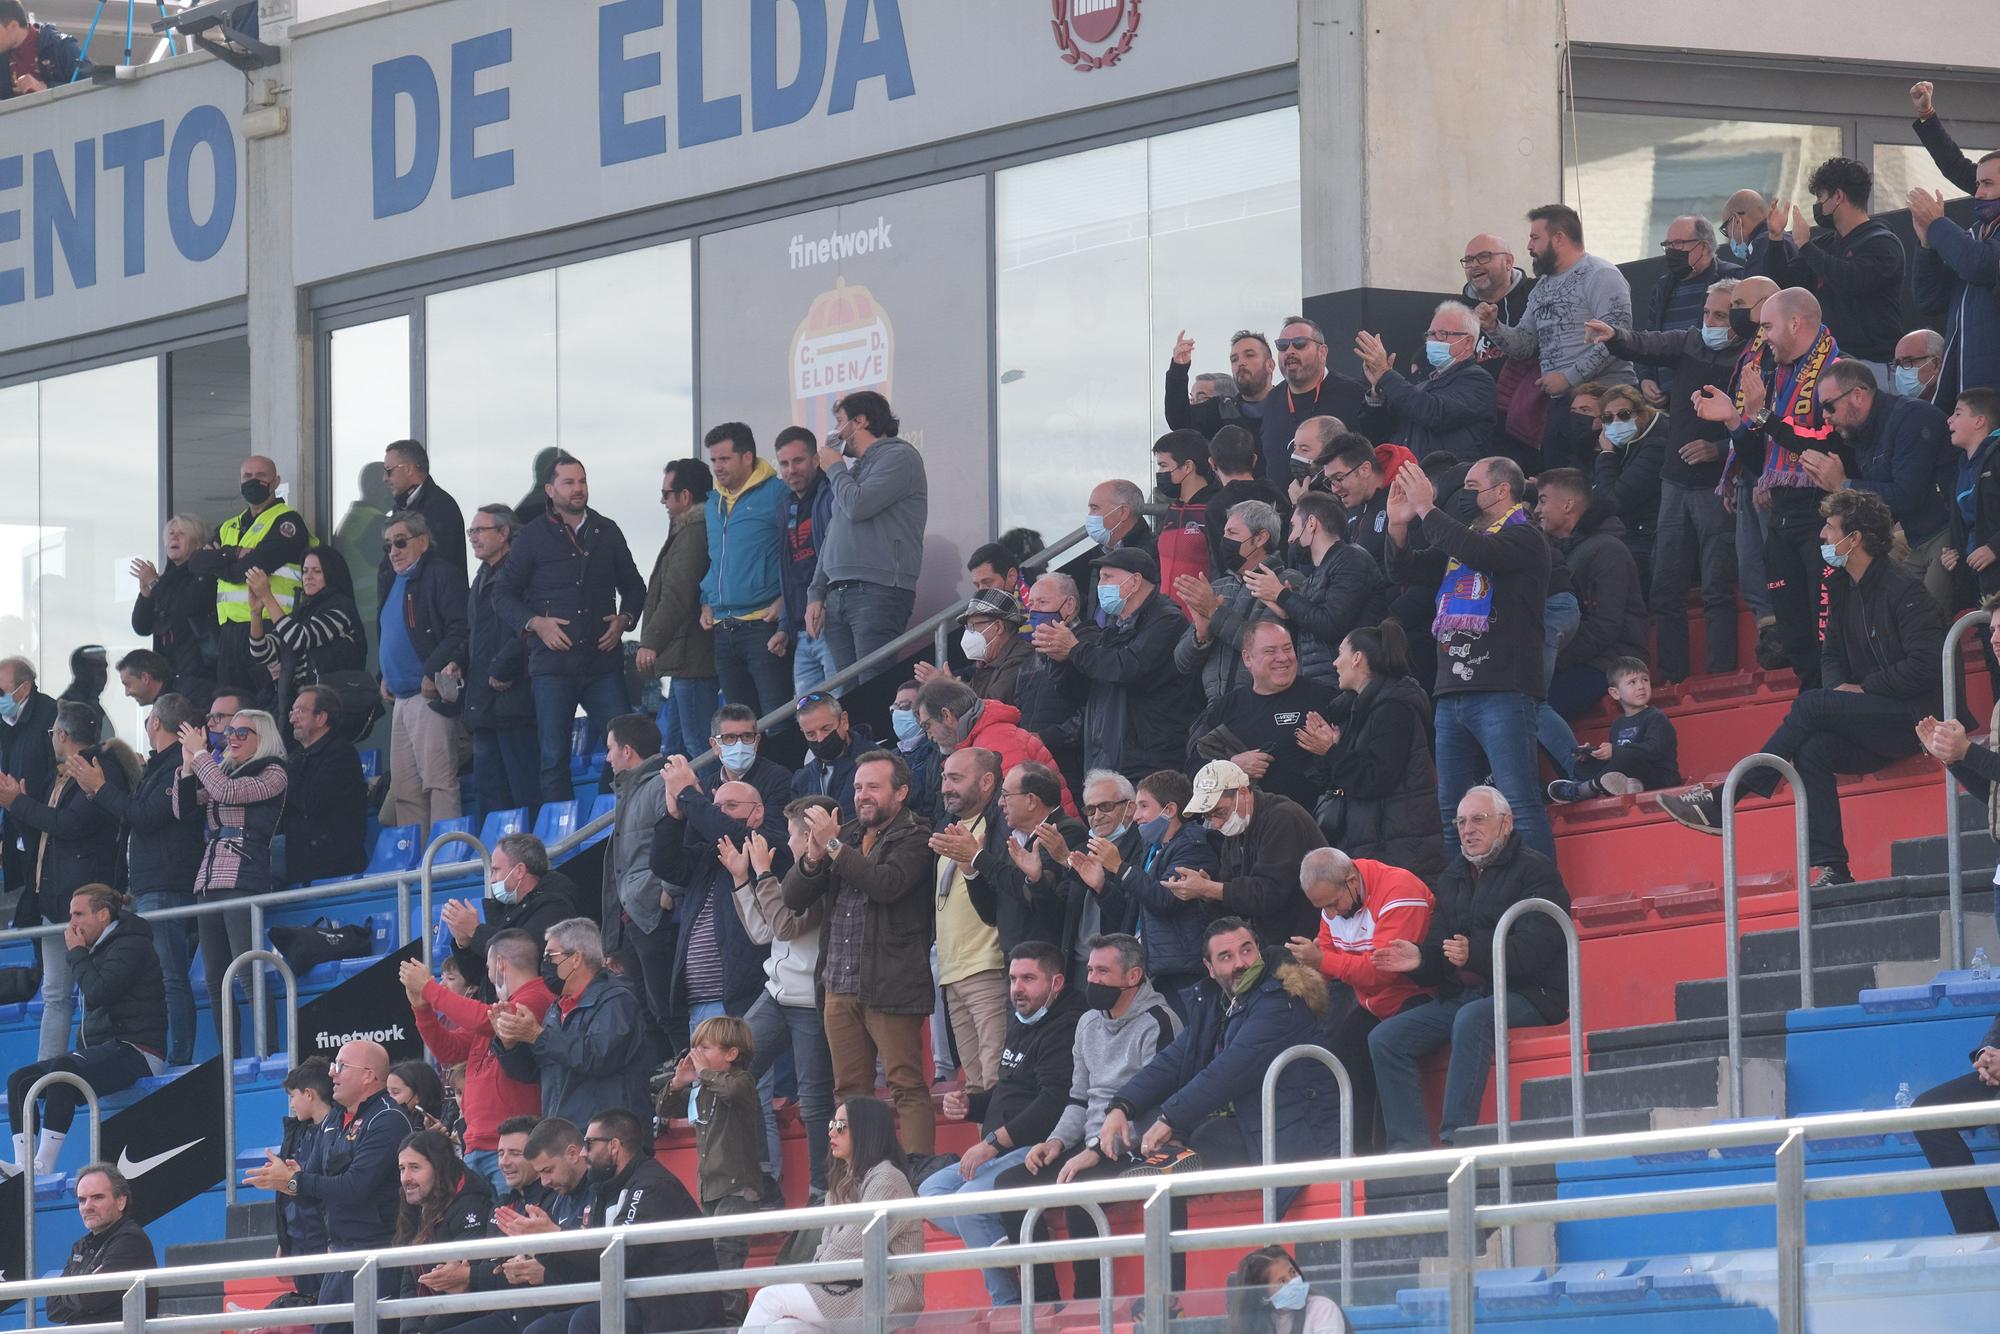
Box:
[1433,503,1530,637]
[1722,325,1840,492]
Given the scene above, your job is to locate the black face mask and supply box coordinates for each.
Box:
[809,732,849,764]
[1729,308,1758,340]
[1810,201,1833,230]
[1663,248,1693,280]
[1285,542,1312,569]
[540,955,565,993]
[1154,469,1178,499]
[241,479,272,506]
[1289,458,1312,481]
[1084,981,1124,1012]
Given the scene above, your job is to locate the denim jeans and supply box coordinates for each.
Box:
[919,1145,1039,1304]
[1542,592,1579,686]
[1739,687,1923,873]
[713,621,794,721]
[664,675,719,758]
[1652,479,1739,679]
[134,890,197,1065]
[463,1148,507,1199]
[1369,990,1545,1151]
[471,724,540,818]
[1433,691,1555,861]
[36,932,72,1062]
[529,671,632,803]
[747,992,835,1196]
[821,582,917,679]
[792,632,838,695]
[1734,477,1772,619]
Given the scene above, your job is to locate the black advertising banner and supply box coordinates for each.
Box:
[298,942,424,1063]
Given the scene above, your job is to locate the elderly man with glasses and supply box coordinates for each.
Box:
[1355,301,1500,464]
[1639,215,1741,404]
[493,918,652,1141]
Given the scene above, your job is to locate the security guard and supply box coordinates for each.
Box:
[187,455,314,694]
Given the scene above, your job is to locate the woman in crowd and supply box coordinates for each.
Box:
[131,513,219,682]
[742,1097,923,1328]
[1301,620,1443,882]
[1588,382,1666,589]
[247,546,367,716]
[387,1060,451,1138]
[174,707,289,1049]
[1226,1246,1349,1334]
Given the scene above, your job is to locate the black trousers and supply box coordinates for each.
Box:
[1912,1070,2000,1234]
[1764,517,1827,687]
[1739,688,1922,873]
[992,1148,1142,1304]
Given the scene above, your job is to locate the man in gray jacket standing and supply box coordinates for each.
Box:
[806,391,929,678]
[601,714,671,1033]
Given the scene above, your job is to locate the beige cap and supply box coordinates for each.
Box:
[1183,759,1251,815]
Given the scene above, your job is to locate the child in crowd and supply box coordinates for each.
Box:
[1547,656,1683,802]
[1225,1245,1349,1334]
[659,1015,764,1323]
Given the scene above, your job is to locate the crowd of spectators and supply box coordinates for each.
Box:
[0,77,1995,1332]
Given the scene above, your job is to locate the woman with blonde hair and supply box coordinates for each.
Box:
[131,513,219,681]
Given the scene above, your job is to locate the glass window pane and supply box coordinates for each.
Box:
[556,242,695,573]
[39,358,160,744]
[427,271,560,523]
[997,140,1151,544]
[328,315,412,665]
[0,384,42,665]
[1873,141,1997,205]
[1567,112,1844,264]
[169,337,252,520]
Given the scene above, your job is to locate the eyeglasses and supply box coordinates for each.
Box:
[466,525,503,537]
[713,731,757,745]
[583,1135,614,1148]
[998,789,1029,802]
[1459,250,1506,267]
[382,535,415,552]
[827,1118,849,1132]
[1819,387,1857,412]
[1659,238,1702,252]
[1424,328,1472,342]
[1598,409,1638,424]
[544,949,572,966]
[1323,464,1360,489]
[327,1060,349,1074]
[222,725,256,742]
[1273,337,1322,352]
[1454,812,1500,829]
[1083,799,1130,817]
[1891,355,1938,370]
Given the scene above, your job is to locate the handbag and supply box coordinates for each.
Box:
[312,668,384,744]
[267,917,373,975]
[1314,789,1349,845]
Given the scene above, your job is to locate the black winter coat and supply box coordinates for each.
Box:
[9,748,129,925]
[1115,822,1219,981]
[1760,219,1909,363]
[380,556,470,691]
[1589,414,1667,546]
[493,509,647,679]
[544,1156,719,1334]
[1413,835,1572,1024]
[1847,393,1951,545]
[493,973,651,1135]
[1601,325,1738,487]
[45,1216,156,1325]
[453,871,581,996]
[0,690,59,906]
[650,786,781,1017]
[378,480,468,609]
[294,1089,414,1247]
[1822,557,1945,717]
[1950,436,2000,603]
[968,811,1087,954]
[463,561,533,732]
[1213,792,1325,958]
[393,1172,494,1334]
[73,910,167,1054]
[1391,509,1549,699]
[89,744,203,898]
[1318,674,1444,882]
[283,733,369,885]
[1051,591,1201,784]
[1557,502,1651,673]
[131,560,219,683]
[791,725,878,821]
[1277,542,1388,688]
[1365,359,1499,465]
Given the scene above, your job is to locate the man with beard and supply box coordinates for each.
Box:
[1261,317,1370,486]
[927,748,1010,1100]
[1165,329,1278,440]
[651,764,782,1031]
[390,1130,494,1329]
[782,750,937,1152]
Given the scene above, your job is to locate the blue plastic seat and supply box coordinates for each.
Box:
[1471,1267,1551,1311]
[429,816,474,843]
[358,749,381,781]
[1552,1260,1645,1305]
[478,807,529,847]
[1805,1240,1914,1286]
[533,800,579,846]
[1639,1252,1729,1301]
[366,825,424,875]
[590,791,616,823]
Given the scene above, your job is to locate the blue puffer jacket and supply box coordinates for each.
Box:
[0,24,90,99]
[1115,822,1218,983]
[1914,214,2000,403]
[701,466,788,619]
[1110,963,1338,1169]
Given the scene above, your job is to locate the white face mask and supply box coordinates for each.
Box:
[960,628,990,661]
[1219,811,1250,839]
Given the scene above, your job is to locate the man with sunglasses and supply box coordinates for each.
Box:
[1262,317,1370,487]
[1810,359,1952,607]
[377,512,469,836]
[1355,301,1498,464]
[1165,330,1277,440]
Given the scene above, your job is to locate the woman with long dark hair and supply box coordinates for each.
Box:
[391,1129,494,1334]
[387,1060,450,1138]
[742,1097,923,1328]
[247,545,367,718]
[1226,1246,1349,1334]
[1300,620,1444,881]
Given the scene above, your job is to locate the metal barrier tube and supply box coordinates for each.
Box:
[1942,608,1988,973]
[1141,1184,1172,1332]
[1446,1158,1476,1334]
[120,1276,144,1334]
[1017,1201,1114,1334]
[859,1213,889,1332]
[20,1072,102,1329]
[221,949,299,1207]
[395,881,411,950]
[1260,1044,1356,1307]
[418,832,492,970]
[1720,752,1810,1117]
[598,1235,625,1334]
[1775,1128,1806,1334]
[1490,896,1586,1266]
[934,620,949,667]
[249,901,267,1059]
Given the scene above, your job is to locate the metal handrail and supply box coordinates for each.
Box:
[1259,1043,1355,1307]
[1016,1200,1113,1334]
[219,949,297,1207]
[14,1099,2000,1334]
[1720,751,1811,1118]
[1941,607,1989,973]
[417,831,490,969]
[19,1071,100,1329]
[1489,896,1585,1267]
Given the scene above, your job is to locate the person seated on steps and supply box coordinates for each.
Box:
[1547,657,1683,802]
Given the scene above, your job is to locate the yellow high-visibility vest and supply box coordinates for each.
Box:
[215,503,312,625]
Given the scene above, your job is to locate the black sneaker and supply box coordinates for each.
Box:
[1547,778,1600,804]
[1808,865,1853,888]
[1118,1145,1202,1177]
[1657,784,1724,834]
[1755,622,1787,671]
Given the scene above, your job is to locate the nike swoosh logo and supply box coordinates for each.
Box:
[116,1139,203,1179]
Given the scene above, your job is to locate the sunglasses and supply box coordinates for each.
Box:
[1599,409,1637,424]
[1273,336,1321,352]
[827,1118,849,1132]
[1083,799,1130,817]
[222,725,256,742]
[796,691,837,710]
[382,535,416,552]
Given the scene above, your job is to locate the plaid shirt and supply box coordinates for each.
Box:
[823,875,868,996]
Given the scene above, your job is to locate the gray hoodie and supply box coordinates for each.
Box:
[1048,980,1183,1149]
[1484,251,1636,388]
[604,754,668,939]
[810,436,929,594]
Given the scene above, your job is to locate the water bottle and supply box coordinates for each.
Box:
[1894,1081,1914,1110]
[1974,947,1992,981]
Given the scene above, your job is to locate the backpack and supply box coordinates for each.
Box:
[266,918,373,976]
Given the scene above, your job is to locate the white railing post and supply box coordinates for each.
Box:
[859,1212,889,1334]
[1446,1158,1476,1334]
[1141,1182,1173,1328]
[598,1234,626,1334]
[221,949,299,1207]
[418,831,491,970]
[1721,752,1811,1118]
[19,1072,101,1328]
[1490,896,1585,1266]
[120,1275,145,1334]
[1942,608,1988,972]
[1259,1044,1356,1306]
[1017,1200,1114,1334]
[1776,1128,1806,1334]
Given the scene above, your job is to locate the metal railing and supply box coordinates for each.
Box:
[1942,607,1990,972]
[19,1071,100,1330]
[417,831,491,968]
[7,1101,2000,1334]
[1489,896,1585,1267]
[1259,1044,1355,1306]
[219,949,297,1207]
[1016,1200,1112,1334]
[1720,751,1811,1118]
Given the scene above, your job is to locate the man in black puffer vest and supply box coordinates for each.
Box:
[5,887,166,1177]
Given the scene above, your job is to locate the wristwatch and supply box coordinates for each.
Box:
[823,838,845,861]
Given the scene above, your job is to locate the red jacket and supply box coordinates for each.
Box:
[1312,858,1434,1019]
[962,700,1078,816]
[415,976,553,1149]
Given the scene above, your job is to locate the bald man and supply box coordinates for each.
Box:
[244,1039,412,1330]
[186,453,315,693]
[652,755,783,1028]
[1721,190,1770,268]
[1715,276,1784,650]
[1696,287,1856,685]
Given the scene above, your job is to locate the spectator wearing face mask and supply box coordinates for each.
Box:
[1891,329,1947,406]
[1759,158,1907,377]
[652,759,785,1031]
[1174,502,1303,707]
[1353,303,1498,465]
[1638,215,1741,403]
[1810,359,1953,607]
[791,693,872,821]
[489,921,653,1138]
[914,590,1033,708]
[441,834,581,998]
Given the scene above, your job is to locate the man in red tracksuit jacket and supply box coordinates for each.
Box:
[1288,847,1435,1152]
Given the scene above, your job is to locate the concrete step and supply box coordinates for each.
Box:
[1583,1014,1789,1072]
[1735,910,1942,974]
[1471,1056,1784,1141]
[163,1234,275,1270]
[1675,962,1884,1020]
